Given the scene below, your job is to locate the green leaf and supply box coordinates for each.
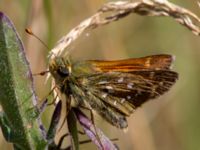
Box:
[0,12,47,149]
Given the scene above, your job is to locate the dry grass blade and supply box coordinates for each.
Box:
[49,0,200,58]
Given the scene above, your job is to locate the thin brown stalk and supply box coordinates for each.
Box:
[49,0,200,58]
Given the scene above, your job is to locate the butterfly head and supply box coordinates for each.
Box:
[49,57,71,84]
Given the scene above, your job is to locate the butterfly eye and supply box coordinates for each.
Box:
[57,67,69,77]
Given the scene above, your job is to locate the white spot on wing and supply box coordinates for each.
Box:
[114,101,117,106]
[98,81,108,84]
[127,95,131,100]
[102,93,107,98]
[106,86,113,90]
[118,77,124,83]
[120,98,125,103]
[127,83,134,89]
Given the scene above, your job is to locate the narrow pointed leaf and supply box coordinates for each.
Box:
[0,12,47,149]
[47,100,62,144]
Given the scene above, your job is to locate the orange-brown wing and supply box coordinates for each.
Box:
[71,54,177,128]
[87,54,175,72]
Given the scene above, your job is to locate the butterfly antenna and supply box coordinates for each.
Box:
[25,28,53,76]
[25,28,50,51]
[25,28,58,58]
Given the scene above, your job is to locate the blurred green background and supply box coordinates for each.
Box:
[1,0,200,150]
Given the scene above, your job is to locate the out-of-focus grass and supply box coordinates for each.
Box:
[0,0,200,150]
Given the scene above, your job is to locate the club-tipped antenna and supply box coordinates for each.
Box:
[25,28,50,51]
[25,28,57,58]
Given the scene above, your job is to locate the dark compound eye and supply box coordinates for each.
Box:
[57,67,69,77]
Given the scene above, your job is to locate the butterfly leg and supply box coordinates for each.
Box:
[32,70,49,76]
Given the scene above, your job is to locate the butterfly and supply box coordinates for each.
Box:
[48,54,178,129]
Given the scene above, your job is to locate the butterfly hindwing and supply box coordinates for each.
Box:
[77,70,177,112]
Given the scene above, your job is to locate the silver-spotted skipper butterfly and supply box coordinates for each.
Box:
[49,54,178,129]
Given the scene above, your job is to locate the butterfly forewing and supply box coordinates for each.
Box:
[87,70,177,107]
[86,54,175,72]
[72,54,178,128]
